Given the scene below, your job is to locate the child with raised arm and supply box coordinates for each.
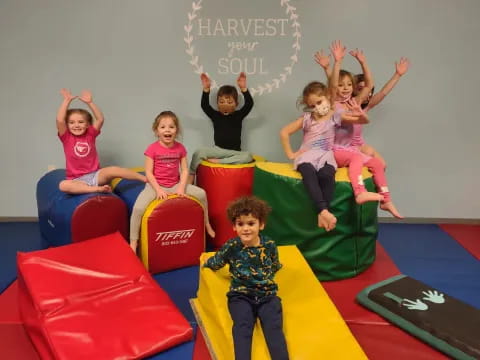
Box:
[188,72,254,184]
[354,57,410,162]
[56,89,146,194]
[202,196,289,360]
[129,111,215,252]
[315,47,403,218]
[280,40,370,231]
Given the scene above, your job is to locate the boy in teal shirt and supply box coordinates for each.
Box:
[203,196,289,360]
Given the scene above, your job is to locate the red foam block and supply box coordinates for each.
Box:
[71,196,128,243]
[17,232,193,360]
[197,164,255,248]
[144,196,205,273]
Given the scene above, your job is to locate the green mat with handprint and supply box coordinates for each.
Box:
[356,275,479,360]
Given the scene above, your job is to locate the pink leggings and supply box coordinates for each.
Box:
[334,149,391,202]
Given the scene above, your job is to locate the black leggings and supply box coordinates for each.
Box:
[297,162,336,212]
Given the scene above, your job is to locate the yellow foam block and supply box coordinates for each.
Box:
[255,161,373,182]
[191,245,367,360]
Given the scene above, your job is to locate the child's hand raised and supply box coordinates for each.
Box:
[314,50,330,69]
[395,57,410,76]
[349,48,366,63]
[237,72,247,91]
[79,90,93,104]
[60,88,77,101]
[200,73,211,91]
[330,40,346,61]
[345,98,364,116]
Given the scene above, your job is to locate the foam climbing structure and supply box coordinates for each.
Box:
[17,232,193,360]
[37,169,128,246]
[114,175,205,273]
[196,156,265,248]
[191,245,367,360]
[253,162,378,280]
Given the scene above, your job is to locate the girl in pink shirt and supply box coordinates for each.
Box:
[56,89,146,194]
[129,111,215,252]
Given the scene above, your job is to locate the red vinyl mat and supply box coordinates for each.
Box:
[193,328,212,360]
[439,224,480,260]
[0,324,39,360]
[322,243,448,360]
[0,280,21,324]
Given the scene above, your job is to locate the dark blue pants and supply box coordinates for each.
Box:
[227,292,289,360]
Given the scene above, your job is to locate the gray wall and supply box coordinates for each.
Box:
[1,0,479,219]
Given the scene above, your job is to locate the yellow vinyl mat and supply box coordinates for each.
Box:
[191,245,367,360]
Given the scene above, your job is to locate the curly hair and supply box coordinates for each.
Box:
[227,196,271,225]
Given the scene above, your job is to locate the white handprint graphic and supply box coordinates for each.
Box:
[422,290,445,304]
[401,299,428,311]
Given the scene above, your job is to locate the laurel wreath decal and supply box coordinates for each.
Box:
[184,0,301,96]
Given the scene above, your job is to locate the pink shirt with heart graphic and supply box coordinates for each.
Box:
[59,126,100,179]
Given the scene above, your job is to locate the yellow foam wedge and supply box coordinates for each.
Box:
[191,245,367,360]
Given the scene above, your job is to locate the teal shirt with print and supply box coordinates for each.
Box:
[204,234,282,297]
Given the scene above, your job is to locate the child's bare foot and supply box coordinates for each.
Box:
[318,209,337,231]
[206,158,220,164]
[187,174,195,185]
[206,223,216,238]
[130,239,138,253]
[356,191,384,204]
[380,201,404,219]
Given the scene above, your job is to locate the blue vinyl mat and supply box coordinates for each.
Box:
[378,224,480,308]
[0,222,47,293]
[153,265,199,325]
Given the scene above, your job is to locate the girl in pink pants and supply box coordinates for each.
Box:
[315,49,407,218]
[333,53,402,218]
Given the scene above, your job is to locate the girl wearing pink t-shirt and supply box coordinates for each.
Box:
[129,111,215,252]
[56,89,146,194]
[314,47,403,218]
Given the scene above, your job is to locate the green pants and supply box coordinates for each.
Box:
[189,146,253,174]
